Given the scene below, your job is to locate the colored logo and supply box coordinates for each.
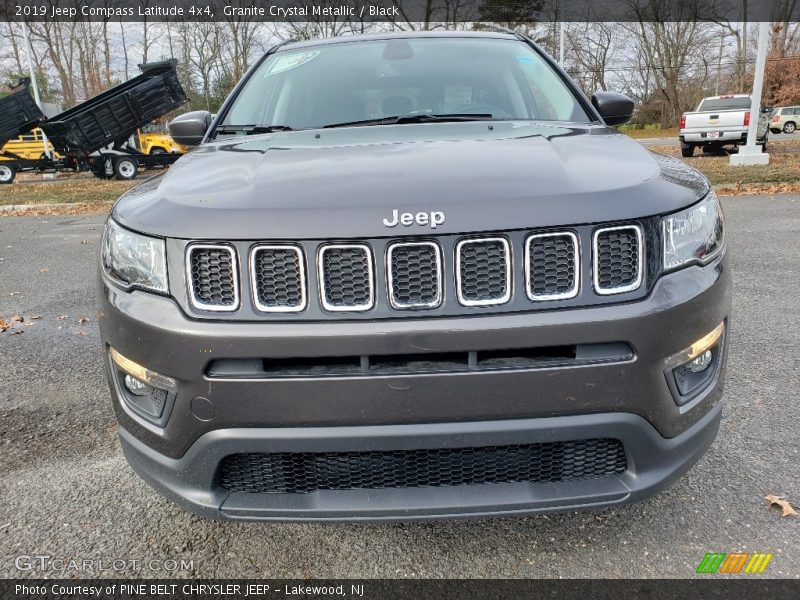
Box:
[696,552,773,574]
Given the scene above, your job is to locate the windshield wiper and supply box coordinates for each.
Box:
[323,113,494,129]
[214,124,296,136]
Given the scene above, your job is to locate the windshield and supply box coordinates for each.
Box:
[698,97,751,112]
[220,37,591,131]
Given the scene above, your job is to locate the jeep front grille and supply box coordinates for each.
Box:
[181,222,650,317]
[219,438,628,494]
[593,225,643,295]
[318,244,374,312]
[250,245,306,312]
[186,244,239,311]
[387,241,442,309]
[456,237,511,306]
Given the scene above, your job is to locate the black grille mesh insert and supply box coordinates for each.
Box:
[527,234,577,298]
[389,243,440,308]
[189,246,236,308]
[596,228,640,290]
[320,246,372,309]
[219,438,627,494]
[252,247,304,310]
[458,239,509,304]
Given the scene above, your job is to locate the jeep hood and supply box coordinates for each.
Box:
[113,121,709,239]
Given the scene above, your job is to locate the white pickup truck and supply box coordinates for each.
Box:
[679,94,769,157]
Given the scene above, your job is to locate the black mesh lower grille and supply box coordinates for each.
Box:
[389,243,441,308]
[458,238,509,304]
[188,246,236,308]
[320,245,372,309]
[596,227,640,290]
[219,439,627,494]
[252,247,304,310]
[527,234,577,298]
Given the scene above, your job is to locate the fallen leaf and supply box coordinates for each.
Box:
[39,267,49,273]
[0,319,9,332]
[80,239,88,244]
[78,317,90,324]
[11,315,23,324]
[29,315,41,320]
[765,495,798,517]
[10,330,23,335]
[8,292,21,297]
[74,331,87,336]
[57,315,68,320]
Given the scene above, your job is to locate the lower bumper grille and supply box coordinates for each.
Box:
[218,438,627,494]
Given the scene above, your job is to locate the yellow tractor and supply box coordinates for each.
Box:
[136,122,187,155]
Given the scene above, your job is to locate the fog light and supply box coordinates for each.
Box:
[686,350,713,373]
[664,322,725,370]
[109,348,176,392]
[124,374,152,396]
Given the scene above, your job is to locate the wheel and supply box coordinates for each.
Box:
[150,147,166,155]
[783,121,796,134]
[0,163,16,184]
[113,157,139,180]
[680,143,695,157]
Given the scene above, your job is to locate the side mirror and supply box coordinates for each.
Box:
[591,91,635,126]
[168,110,212,146]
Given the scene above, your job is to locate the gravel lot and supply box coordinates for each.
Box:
[0,195,798,579]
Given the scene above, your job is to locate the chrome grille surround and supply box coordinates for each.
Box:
[317,243,375,312]
[185,243,240,312]
[386,241,443,310]
[455,237,512,307]
[524,231,580,301]
[592,225,644,295]
[249,244,307,313]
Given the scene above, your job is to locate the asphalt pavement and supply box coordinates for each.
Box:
[0,196,798,578]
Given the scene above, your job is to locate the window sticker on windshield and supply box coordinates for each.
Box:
[265,51,320,76]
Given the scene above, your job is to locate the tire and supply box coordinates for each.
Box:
[783,121,796,134]
[0,163,16,184]
[770,128,781,134]
[113,157,139,180]
[680,143,695,157]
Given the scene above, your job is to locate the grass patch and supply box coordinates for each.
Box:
[0,176,136,207]
[647,141,800,186]
[623,127,679,139]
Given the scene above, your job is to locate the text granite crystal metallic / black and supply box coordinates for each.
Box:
[98,31,730,521]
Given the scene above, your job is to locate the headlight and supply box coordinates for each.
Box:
[101,219,168,293]
[662,191,724,270]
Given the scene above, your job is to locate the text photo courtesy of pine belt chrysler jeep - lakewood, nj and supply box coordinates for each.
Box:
[98,31,729,521]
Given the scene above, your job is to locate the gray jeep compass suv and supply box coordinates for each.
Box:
[99,32,729,521]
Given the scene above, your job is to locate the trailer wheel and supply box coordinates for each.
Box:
[150,147,166,155]
[0,163,16,184]
[114,157,139,180]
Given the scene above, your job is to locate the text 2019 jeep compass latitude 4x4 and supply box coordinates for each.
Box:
[99,32,729,521]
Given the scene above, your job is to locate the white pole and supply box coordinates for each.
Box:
[559,21,565,64]
[20,22,50,159]
[731,21,770,165]
[744,21,768,150]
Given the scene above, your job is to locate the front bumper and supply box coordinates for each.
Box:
[100,252,730,521]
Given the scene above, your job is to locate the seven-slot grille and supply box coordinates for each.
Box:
[186,244,239,311]
[387,242,442,309]
[593,225,643,295]
[184,224,645,314]
[456,237,512,306]
[318,244,374,311]
[250,245,306,312]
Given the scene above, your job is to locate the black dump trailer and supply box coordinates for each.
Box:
[1,60,188,183]
[0,78,45,147]
[0,79,46,183]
